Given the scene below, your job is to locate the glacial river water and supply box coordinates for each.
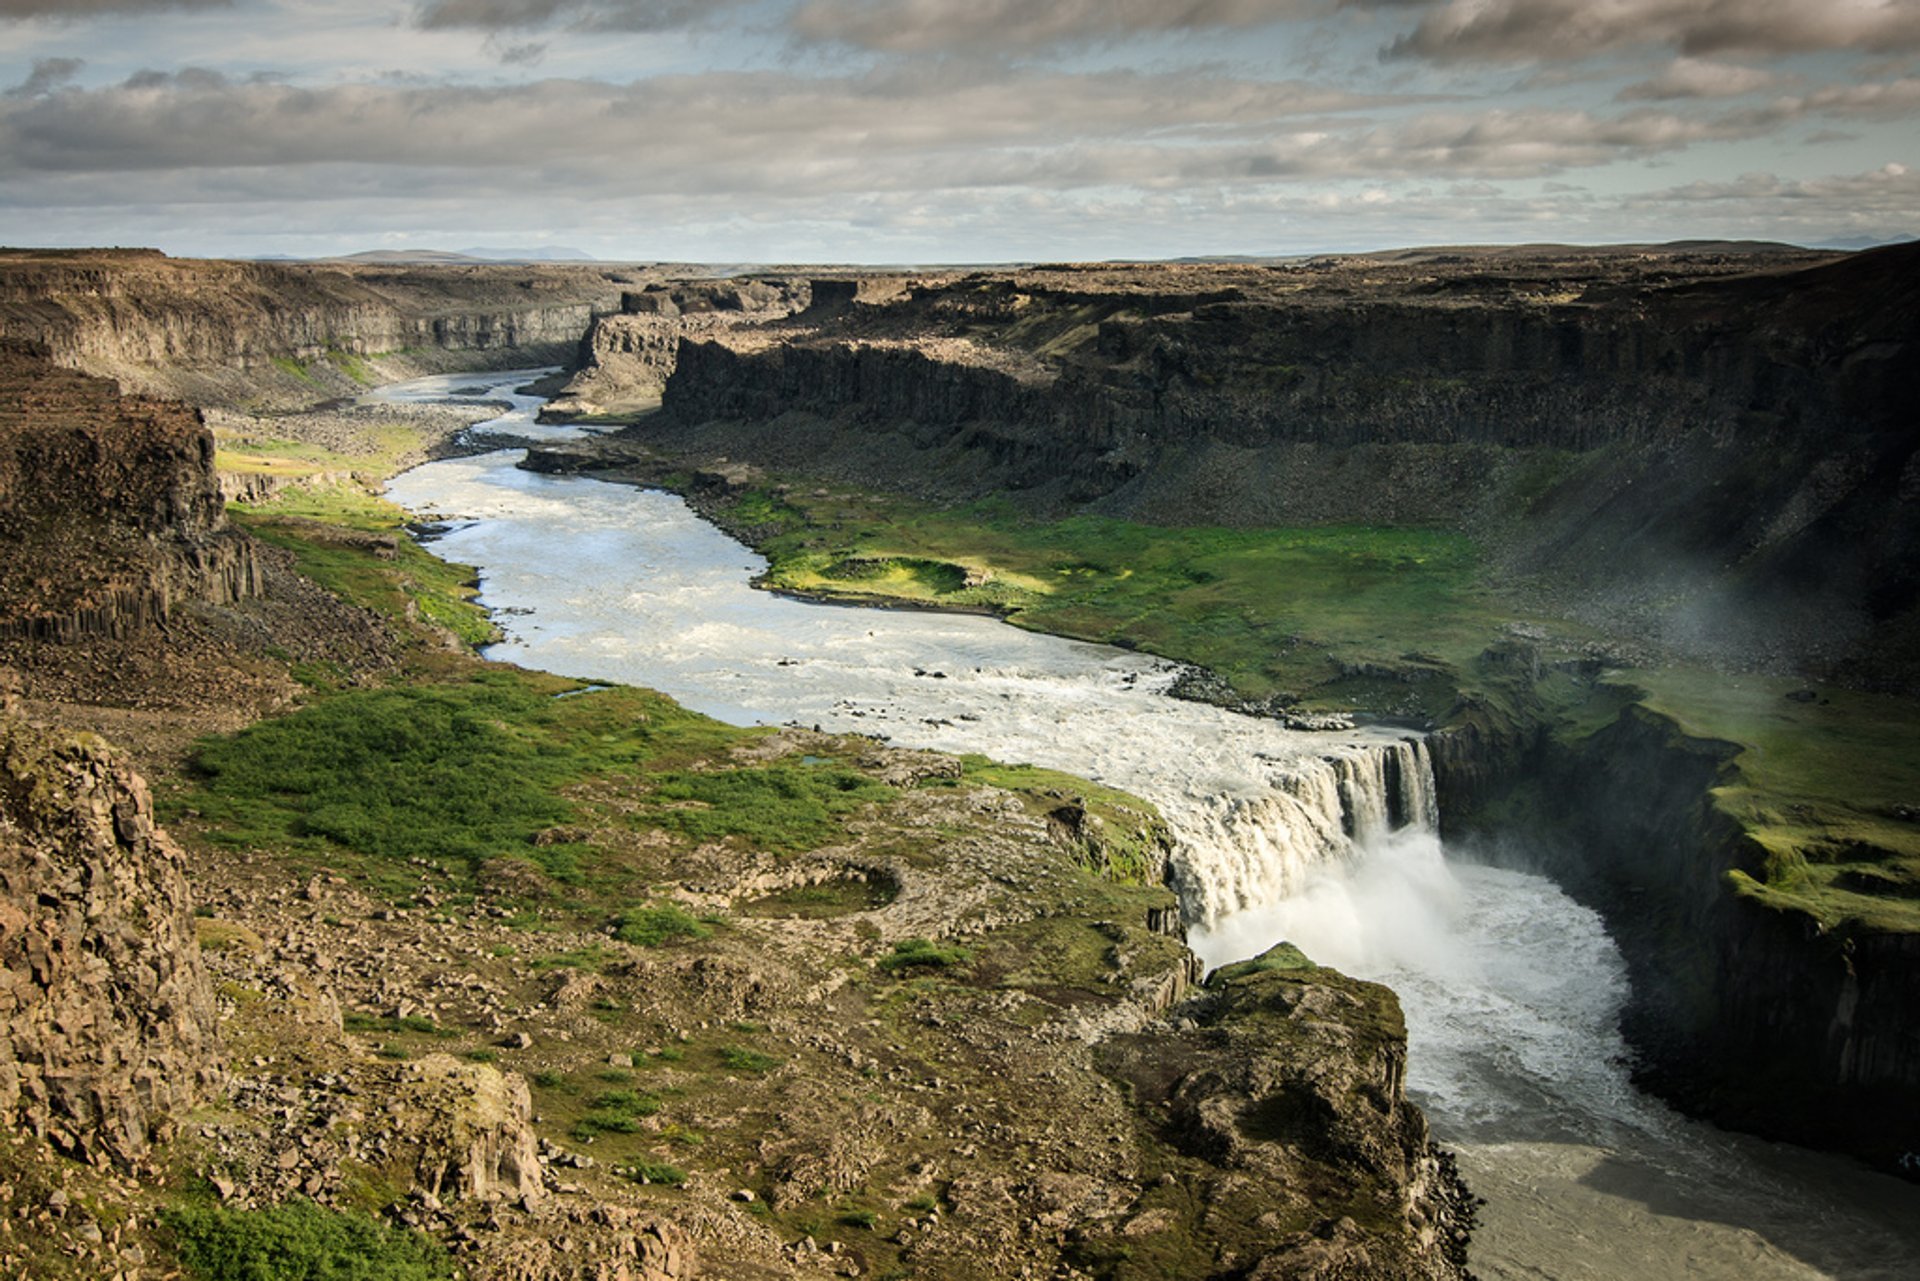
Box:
[381,369,1920,1280]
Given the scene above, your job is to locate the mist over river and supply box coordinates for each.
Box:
[381,370,1920,1280]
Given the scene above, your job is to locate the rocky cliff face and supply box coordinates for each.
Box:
[0,684,221,1169]
[647,246,1919,689]
[0,340,260,645]
[0,249,632,408]
[1436,698,1920,1175]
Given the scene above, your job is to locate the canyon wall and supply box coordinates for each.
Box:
[1431,695,1920,1175]
[0,340,260,644]
[650,247,1919,687]
[0,249,635,407]
[542,278,808,419]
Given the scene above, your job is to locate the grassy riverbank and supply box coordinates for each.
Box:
[700,482,1541,721]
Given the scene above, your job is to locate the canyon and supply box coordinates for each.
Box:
[0,243,1914,1277]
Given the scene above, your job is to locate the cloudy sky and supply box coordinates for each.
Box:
[1,0,1915,261]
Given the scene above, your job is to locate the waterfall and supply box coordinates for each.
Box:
[1165,737,1437,925]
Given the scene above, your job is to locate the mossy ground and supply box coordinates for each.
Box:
[232,483,499,651]
[214,419,427,481]
[715,482,1532,717]
[1623,669,1920,933]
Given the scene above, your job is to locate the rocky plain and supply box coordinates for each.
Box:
[0,240,1915,1278]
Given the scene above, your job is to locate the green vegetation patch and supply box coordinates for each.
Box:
[233,484,496,649]
[163,1199,454,1281]
[1625,670,1920,933]
[957,755,1168,886]
[269,355,317,385]
[572,1088,662,1139]
[624,1159,688,1187]
[716,1045,782,1073]
[175,672,746,892]
[610,902,712,946]
[715,483,1516,711]
[877,938,972,973]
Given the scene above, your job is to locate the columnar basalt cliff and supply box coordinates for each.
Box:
[0,680,221,1168]
[0,340,260,644]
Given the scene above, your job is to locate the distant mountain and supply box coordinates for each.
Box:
[330,249,479,264]
[322,247,598,265]
[457,246,596,262]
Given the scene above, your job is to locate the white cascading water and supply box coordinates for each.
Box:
[1165,738,1438,926]
[376,369,1920,1281]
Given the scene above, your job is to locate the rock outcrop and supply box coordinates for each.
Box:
[1101,945,1473,1279]
[0,340,260,645]
[0,684,221,1168]
[541,279,807,420]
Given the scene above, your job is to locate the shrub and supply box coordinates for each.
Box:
[876,938,972,972]
[163,1200,453,1281]
[717,1046,781,1073]
[610,903,711,947]
[625,1160,687,1187]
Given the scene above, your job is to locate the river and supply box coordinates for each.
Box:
[380,368,1920,1280]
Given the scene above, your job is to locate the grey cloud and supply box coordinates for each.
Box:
[1618,58,1783,101]
[6,57,83,97]
[788,0,1318,53]
[494,40,548,65]
[0,65,1750,206]
[0,0,227,17]
[414,0,739,31]
[1388,0,1920,63]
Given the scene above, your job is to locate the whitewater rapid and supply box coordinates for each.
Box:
[376,369,1920,1280]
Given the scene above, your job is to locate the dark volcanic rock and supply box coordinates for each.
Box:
[0,341,261,643]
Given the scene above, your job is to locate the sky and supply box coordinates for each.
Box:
[0,0,1916,262]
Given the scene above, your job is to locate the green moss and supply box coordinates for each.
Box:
[171,673,750,895]
[162,1199,454,1281]
[325,346,377,386]
[269,355,316,385]
[716,1046,782,1073]
[343,1013,453,1038]
[699,483,1528,713]
[625,1160,688,1187]
[1210,942,1314,981]
[1618,670,1920,933]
